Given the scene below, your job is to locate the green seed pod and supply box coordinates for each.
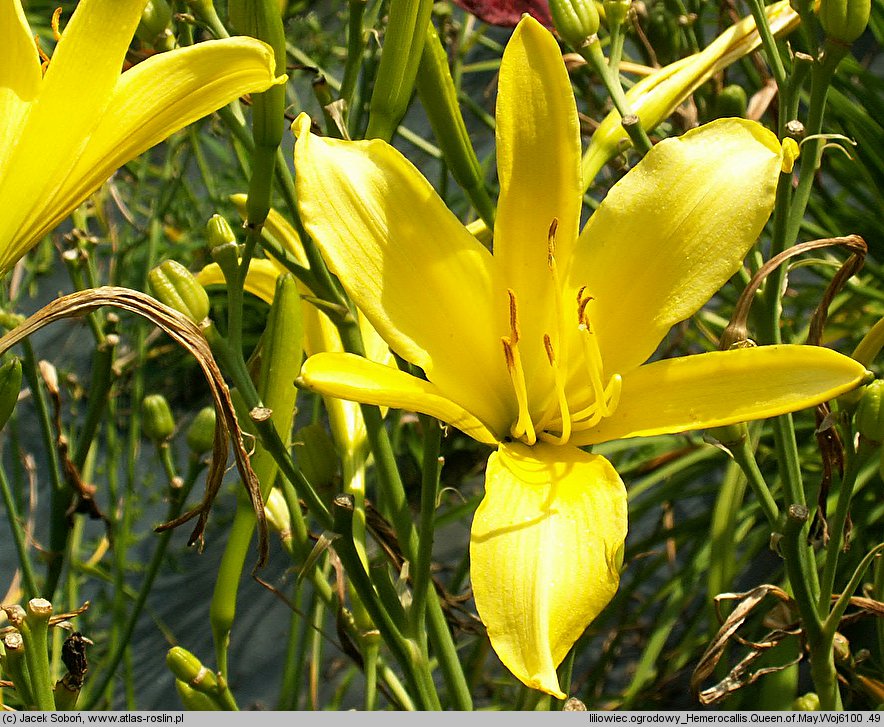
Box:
[0,357,23,433]
[175,679,221,711]
[854,380,884,442]
[792,692,820,711]
[713,84,748,119]
[206,214,241,284]
[148,260,211,325]
[550,0,601,48]
[818,0,871,44]
[142,394,176,444]
[186,407,217,456]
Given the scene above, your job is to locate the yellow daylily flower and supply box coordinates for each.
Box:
[0,0,284,274]
[292,17,868,697]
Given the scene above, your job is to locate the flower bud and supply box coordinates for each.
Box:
[818,0,870,44]
[186,407,217,456]
[175,680,220,711]
[206,214,241,283]
[604,0,632,28]
[148,260,210,325]
[0,357,23,433]
[792,692,820,711]
[550,0,601,48]
[854,379,884,443]
[166,647,219,692]
[136,0,175,51]
[142,394,175,444]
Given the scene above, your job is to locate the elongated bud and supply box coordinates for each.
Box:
[206,214,241,284]
[550,0,600,47]
[854,380,884,443]
[186,407,217,456]
[818,0,870,44]
[415,22,495,225]
[148,260,211,325]
[142,394,176,444]
[0,357,23,432]
[365,0,434,141]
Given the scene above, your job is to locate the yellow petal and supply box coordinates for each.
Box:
[571,345,870,445]
[0,0,41,171]
[493,16,582,404]
[292,113,512,432]
[470,441,627,697]
[7,37,283,270]
[298,352,499,445]
[0,0,146,271]
[568,119,782,383]
[198,259,281,305]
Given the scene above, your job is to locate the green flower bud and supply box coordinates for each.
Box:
[0,357,23,433]
[186,407,217,456]
[854,380,884,442]
[175,680,221,711]
[148,260,210,325]
[604,0,632,28]
[142,394,175,444]
[206,214,241,283]
[136,0,175,51]
[166,647,219,692]
[792,692,820,711]
[818,0,870,44]
[550,0,601,48]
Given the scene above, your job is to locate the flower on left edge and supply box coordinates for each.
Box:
[0,0,284,274]
[292,16,869,699]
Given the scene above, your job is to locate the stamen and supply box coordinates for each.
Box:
[577,290,608,413]
[547,219,566,365]
[502,290,535,445]
[34,36,51,71]
[571,374,623,432]
[538,335,572,445]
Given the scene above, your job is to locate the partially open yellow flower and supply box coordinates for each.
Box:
[292,17,867,697]
[0,0,284,274]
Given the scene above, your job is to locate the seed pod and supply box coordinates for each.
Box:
[142,394,176,444]
[148,260,211,325]
[819,0,871,44]
[854,380,884,443]
[0,357,23,433]
[186,406,217,456]
[549,0,600,48]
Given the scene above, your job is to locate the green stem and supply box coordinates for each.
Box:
[581,40,653,154]
[746,0,788,90]
[409,415,442,637]
[817,438,873,614]
[0,463,40,598]
[20,601,56,710]
[730,434,781,527]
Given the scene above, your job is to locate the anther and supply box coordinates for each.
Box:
[547,218,559,269]
[51,8,64,41]
[507,288,520,344]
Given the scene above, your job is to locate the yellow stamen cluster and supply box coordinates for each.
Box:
[502,221,622,446]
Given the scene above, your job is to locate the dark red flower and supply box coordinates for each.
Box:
[451,0,553,27]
